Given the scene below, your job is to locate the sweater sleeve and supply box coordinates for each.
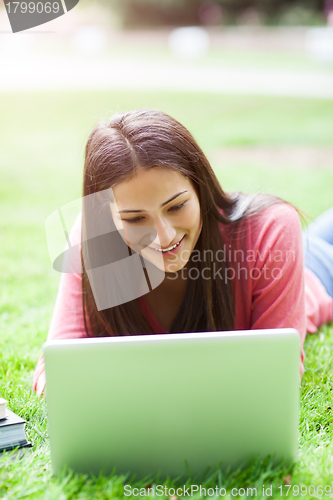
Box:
[33,215,88,395]
[245,204,306,377]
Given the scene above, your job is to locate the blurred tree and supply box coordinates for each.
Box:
[102,0,325,27]
[109,0,202,28]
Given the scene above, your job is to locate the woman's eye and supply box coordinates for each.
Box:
[169,201,186,212]
[123,202,186,224]
[123,216,144,224]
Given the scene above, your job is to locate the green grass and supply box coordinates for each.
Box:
[51,38,333,74]
[0,90,333,499]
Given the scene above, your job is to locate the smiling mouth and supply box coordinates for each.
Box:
[150,236,185,253]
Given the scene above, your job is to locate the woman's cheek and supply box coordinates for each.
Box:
[181,205,201,229]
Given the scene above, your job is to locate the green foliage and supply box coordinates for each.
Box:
[101,0,325,27]
[0,89,333,498]
[274,4,325,26]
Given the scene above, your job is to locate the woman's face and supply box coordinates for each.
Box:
[110,167,202,273]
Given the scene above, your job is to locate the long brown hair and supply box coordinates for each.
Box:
[81,109,287,337]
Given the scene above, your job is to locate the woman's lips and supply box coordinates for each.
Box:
[149,235,185,257]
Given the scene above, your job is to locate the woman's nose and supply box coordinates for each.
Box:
[154,217,176,248]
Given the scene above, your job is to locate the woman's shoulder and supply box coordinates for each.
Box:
[220,200,303,254]
[68,212,82,246]
[219,198,301,229]
[58,212,82,275]
[237,200,301,234]
[258,200,300,222]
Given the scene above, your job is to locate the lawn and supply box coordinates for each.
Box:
[0,90,333,499]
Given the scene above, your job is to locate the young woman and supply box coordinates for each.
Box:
[33,109,333,396]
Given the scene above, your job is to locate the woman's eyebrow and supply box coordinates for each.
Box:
[117,190,188,213]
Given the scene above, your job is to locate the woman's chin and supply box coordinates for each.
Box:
[141,250,187,275]
[164,259,187,274]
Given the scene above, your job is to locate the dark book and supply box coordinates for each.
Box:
[0,408,32,452]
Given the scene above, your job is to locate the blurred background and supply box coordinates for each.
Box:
[0,4,333,494]
[0,0,333,347]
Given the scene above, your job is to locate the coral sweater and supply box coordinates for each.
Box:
[33,204,333,395]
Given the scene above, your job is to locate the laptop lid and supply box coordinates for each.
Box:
[43,328,300,478]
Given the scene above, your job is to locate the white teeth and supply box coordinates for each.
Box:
[155,238,182,252]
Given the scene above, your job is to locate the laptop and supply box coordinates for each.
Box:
[43,328,300,478]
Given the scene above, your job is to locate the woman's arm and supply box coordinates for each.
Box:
[33,268,89,395]
[251,204,306,376]
[231,203,306,377]
[33,216,88,395]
